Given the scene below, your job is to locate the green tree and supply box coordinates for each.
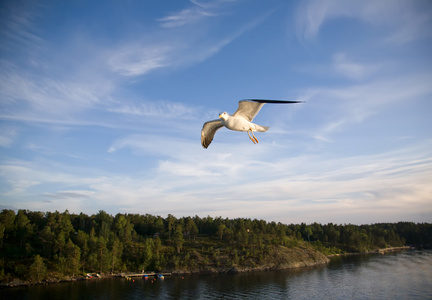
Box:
[53,231,66,256]
[235,221,249,246]
[114,214,127,238]
[74,230,89,271]
[186,218,198,241]
[173,225,184,254]
[97,236,110,274]
[326,224,340,244]
[0,209,16,247]
[142,238,154,271]
[304,226,313,242]
[29,255,47,282]
[152,236,164,270]
[15,210,33,247]
[277,226,286,241]
[110,237,123,274]
[95,210,112,239]
[167,214,176,241]
[39,226,55,258]
[0,224,5,248]
[47,210,74,237]
[216,224,226,240]
[64,239,81,277]
[87,228,99,271]
[0,209,16,231]
[154,217,165,236]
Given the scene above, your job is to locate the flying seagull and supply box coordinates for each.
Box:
[201,99,304,148]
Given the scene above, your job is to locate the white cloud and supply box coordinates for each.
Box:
[0,66,113,119]
[332,53,378,80]
[0,1,45,51]
[302,72,432,142]
[108,2,269,77]
[106,32,245,77]
[0,164,41,195]
[43,190,95,199]
[0,127,17,148]
[383,2,432,44]
[108,44,174,76]
[296,0,431,43]
[1,137,431,223]
[156,0,236,28]
[157,8,216,28]
[108,100,198,119]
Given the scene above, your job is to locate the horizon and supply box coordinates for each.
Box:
[1,0,431,225]
[3,208,430,227]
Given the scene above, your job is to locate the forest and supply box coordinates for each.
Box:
[0,209,430,283]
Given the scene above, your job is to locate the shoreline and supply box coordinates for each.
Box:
[0,261,328,289]
[0,246,412,289]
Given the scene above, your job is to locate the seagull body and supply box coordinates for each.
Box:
[201,99,303,148]
[219,111,269,132]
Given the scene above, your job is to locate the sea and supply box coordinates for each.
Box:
[1,250,431,299]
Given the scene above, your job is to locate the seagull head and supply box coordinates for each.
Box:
[219,112,229,121]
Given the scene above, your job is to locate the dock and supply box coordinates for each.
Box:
[119,272,172,278]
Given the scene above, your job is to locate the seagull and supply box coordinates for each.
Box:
[201,99,304,148]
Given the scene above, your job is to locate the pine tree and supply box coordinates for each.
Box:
[173,225,184,254]
[29,255,47,282]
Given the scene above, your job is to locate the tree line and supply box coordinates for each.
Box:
[0,209,430,282]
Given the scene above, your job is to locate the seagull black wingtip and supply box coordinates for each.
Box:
[242,99,305,104]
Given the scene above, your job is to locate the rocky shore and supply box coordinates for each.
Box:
[166,245,330,275]
[326,246,411,257]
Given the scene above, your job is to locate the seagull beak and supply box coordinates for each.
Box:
[218,114,222,118]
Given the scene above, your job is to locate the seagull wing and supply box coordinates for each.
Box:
[232,100,265,122]
[201,119,224,149]
[233,99,304,122]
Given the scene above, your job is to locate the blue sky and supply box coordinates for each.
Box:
[1,0,431,225]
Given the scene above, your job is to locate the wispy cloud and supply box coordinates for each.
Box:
[108,43,174,76]
[302,72,432,142]
[156,0,235,28]
[108,1,231,76]
[332,53,379,80]
[383,1,432,44]
[1,136,430,223]
[157,7,216,28]
[0,1,45,51]
[108,1,270,77]
[296,0,431,43]
[107,134,199,157]
[108,100,198,119]
[0,127,17,148]
[44,190,94,199]
[0,163,41,195]
[0,66,112,118]
[107,30,250,77]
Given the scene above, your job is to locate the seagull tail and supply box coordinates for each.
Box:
[254,125,269,132]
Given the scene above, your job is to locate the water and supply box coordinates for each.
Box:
[2,250,432,299]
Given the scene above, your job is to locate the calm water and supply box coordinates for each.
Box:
[2,250,432,299]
